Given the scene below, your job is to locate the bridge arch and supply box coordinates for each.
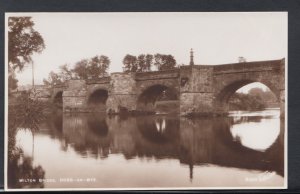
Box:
[52,90,63,107]
[87,88,109,112]
[214,79,280,113]
[137,84,179,113]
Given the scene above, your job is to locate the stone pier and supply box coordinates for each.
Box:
[106,73,137,113]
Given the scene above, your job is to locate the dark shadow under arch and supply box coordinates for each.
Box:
[53,91,63,108]
[137,84,179,113]
[87,89,108,112]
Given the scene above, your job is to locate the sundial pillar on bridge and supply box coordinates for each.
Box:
[179,49,215,116]
[189,48,194,66]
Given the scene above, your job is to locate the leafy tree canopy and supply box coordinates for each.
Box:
[123,54,138,72]
[87,55,110,79]
[73,59,89,80]
[43,71,63,86]
[73,55,110,79]
[229,87,278,111]
[8,73,18,93]
[44,55,110,85]
[154,54,176,71]
[8,17,45,72]
[59,64,73,81]
[122,53,176,72]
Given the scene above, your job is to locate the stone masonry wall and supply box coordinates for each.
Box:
[63,80,88,112]
[106,73,137,113]
[180,66,214,115]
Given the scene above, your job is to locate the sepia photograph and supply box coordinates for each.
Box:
[5,12,287,190]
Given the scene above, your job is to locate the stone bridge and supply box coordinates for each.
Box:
[45,58,285,116]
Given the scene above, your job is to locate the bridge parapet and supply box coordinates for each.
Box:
[135,69,179,81]
[52,82,68,89]
[213,59,283,75]
[86,76,111,84]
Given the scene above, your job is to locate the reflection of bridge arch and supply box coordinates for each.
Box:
[61,114,112,158]
[137,84,179,112]
[211,117,284,176]
[136,116,180,144]
[87,115,109,137]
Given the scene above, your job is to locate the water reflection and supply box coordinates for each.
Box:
[13,109,284,188]
[61,114,112,159]
[230,118,280,151]
[9,129,45,189]
[87,115,109,137]
[8,153,45,188]
[137,116,180,145]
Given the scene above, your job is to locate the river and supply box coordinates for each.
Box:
[11,108,284,189]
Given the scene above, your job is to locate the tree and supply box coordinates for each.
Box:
[248,87,264,102]
[229,93,265,111]
[8,17,45,93]
[43,68,70,86]
[43,71,63,86]
[98,55,110,75]
[137,54,146,72]
[73,55,110,79]
[154,54,176,71]
[88,55,110,78]
[123,54,138,72]
[8,73,18,92]
[145,54,153,71]
[137,54,153,72]
[73,59,89,79]
[122,54,154,73]
[8,17,45,72]
[248,87,277,104]
[59,64,73,81]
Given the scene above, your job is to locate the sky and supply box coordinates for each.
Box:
[6,12,287,93]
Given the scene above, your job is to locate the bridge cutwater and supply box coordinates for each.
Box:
[35,58,285,117]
